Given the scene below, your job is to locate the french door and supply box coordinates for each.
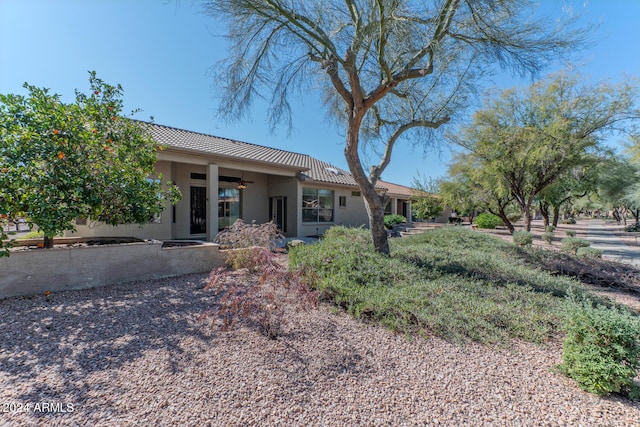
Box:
[190,186,207,235]
[218,188,241,230]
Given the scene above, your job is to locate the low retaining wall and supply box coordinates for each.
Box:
[0,241,224,299]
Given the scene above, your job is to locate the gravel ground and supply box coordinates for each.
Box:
[1,273,639,427]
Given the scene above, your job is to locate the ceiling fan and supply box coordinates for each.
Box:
[237,172,254,189]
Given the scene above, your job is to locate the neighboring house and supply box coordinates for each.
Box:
[66,123,416,241]
[378,181,451,223]
[378,180,414,221]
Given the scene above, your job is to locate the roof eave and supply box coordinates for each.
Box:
[163,146,311,172]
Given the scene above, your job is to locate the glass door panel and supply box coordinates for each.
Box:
[218,188,241,230]
[190,186,207,234]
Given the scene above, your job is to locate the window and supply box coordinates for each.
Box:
[351,191,361,197]
[218,187,241,230]
[302,188,334,223]
[190,172,206,180]
[339,196,346,208]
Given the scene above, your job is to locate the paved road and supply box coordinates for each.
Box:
[586,221,640,267]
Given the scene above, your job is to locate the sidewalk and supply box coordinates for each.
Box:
[586,220,640,267]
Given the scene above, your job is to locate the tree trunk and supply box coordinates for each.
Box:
[491,208,514,234]
[343,106,390,255]
[539,202,550,227]
[364,195,390,255]
[43,235,54,249]
[612,208,621,223]
[469,211,476,224]
[523,206,533,232]
[552,205,560,228]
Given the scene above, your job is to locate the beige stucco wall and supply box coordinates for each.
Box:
[220,168,269,226]
[435,206,453,223]
[296,183,370,237]
[0,242,223,299]
[334,188,369,228]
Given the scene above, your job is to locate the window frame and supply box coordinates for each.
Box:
[302,187,335,223]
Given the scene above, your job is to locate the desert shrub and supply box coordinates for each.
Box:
[507,213,522,223]
[543,232,554,245]
[18,229,45,240]
[560,218,577,224]
[624,223,640,232]
[576,247,603,259]
[201,247,319,339]
[286,239,306,251]
[565,230,576,237]
[291,227,414,292]
[384,214,406,229]
[559,299,640,398]
[475,213,503,229]
[545,225,555,233]
[291,226,571,345]
[560,237,591,255]
[513,231,533,246]
[222,247,274,272]
[214,219,283,249]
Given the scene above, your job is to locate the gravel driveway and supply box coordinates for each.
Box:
[1,273,638,426]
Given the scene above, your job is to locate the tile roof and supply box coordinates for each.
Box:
[148,122,395,191]
[149,122,310,170]
[377,180,414,197]
[297,157,388,190]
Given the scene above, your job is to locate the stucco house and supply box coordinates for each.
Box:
[66,123,414,241]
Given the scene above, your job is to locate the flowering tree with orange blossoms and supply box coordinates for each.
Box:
[0,72,180,251]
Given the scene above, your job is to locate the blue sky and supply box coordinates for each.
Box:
[1,0,639,186]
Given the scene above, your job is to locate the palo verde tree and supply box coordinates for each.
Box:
[0,72,181,250]
[444,149,517,232]
[537,161,599,227]
[448,73,640,232]
[596,156,640,226]
[202,0,588,254]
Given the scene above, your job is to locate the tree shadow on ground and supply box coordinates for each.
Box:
[0,272,218,417]
[511,246,640,295]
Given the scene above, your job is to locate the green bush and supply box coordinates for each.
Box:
[384,214,406,229]
[512,231,533,246]
[291,226,572,345]
[545,225,555,233]
[559,299,640,398]
[565,230,576,238]
[560,237,591,255]
[475,213,503,229]
[507,213,522,223]
[291,227,413,291]
[18,229,44,240]
[286,239,306,251]
[624,223,640,232]
[542,231,554,245]
[560,218,577,224]
[576,247,603,259]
